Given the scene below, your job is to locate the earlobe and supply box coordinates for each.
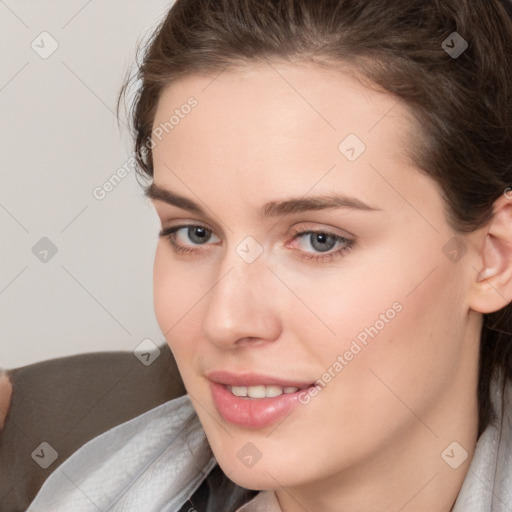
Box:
[470,198,512,314]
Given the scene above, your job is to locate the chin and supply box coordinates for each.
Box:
[215,451,304,490]
[223,467,282,491]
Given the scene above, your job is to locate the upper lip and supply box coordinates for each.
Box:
[206,370,313,389]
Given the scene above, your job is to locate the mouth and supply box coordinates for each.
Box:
[207,372,318,428]
[225,383,311,398]
[206,369,314,390]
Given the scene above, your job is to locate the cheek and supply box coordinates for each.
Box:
[324,256,467,419]
[152,246,174,334]
[152,245,207,377]
[152,246,196,347]
[298,239,466,394]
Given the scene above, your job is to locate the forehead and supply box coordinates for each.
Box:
[162,59,372,113]
[152,60,417,162]
[150,60,431,218]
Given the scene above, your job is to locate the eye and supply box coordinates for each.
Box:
[287,227,354,263]
[158,224,354,262]
[159,225,220,255]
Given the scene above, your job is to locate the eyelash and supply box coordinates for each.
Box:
[158,225,354,263]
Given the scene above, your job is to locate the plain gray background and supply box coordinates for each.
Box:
[1,0,174,368]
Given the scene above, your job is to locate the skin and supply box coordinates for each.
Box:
[148,60,512,512]
[0,372,12,431]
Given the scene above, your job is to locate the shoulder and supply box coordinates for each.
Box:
[0,344,186,511]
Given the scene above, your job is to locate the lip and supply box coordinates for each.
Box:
[206,371,316,428]
[206,370,313,389]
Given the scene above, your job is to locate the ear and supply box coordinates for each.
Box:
[469,195,512,314]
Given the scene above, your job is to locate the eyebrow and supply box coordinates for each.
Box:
[145,182,380,217]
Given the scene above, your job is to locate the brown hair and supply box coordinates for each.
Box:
[118,0,512,437]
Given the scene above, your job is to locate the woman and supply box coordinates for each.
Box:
[25,0,512,510]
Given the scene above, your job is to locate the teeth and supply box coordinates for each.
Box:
[266,385,284,397]
[231,386,249,397]
[248,385,266,398]
[228,384,301,398]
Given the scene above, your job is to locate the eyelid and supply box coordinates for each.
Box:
[155,207,225,236]
[158,224,220,244]
[159,222,355,263]
[159,218,216,235]
[288,222,356,240]
[159,219,354,239]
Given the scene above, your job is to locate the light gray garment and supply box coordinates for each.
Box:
[26,394,218,512]
[26,371,512,512]
[451,368,512,512]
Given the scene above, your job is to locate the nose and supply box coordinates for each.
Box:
[200,251,282,349]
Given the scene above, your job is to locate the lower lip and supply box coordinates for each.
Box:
[209,381,312,428]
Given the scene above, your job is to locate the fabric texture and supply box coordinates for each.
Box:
[451,367,512,511]
[25,394,215,512]
[22,368,512,511]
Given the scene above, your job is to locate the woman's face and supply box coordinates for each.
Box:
[150,61,481,495]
